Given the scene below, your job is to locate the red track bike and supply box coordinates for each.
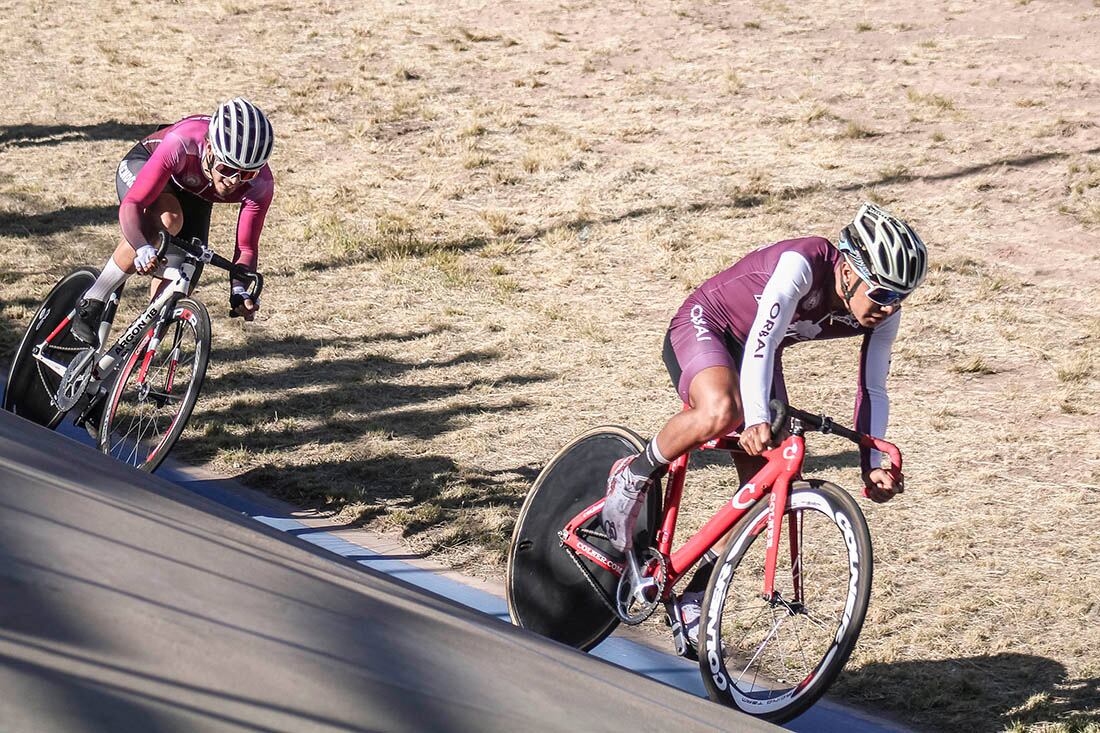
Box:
[506,400,903,723]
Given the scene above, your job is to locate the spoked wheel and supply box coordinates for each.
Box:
[2,268,99,428]
[506,426,660,651]
[698,480,873,724]
[98,298,210,472]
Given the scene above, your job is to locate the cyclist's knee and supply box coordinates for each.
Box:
[695,395,739,437]
[150,192,184,236]
[160,209,184,235]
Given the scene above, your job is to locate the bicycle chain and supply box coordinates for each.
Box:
[35,358,62,411]
[33,337,91,409]
[562,534,668,626]
[563,542,621,617]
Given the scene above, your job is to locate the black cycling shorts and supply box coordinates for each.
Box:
[115,140,213,246]
[662,329,746,403]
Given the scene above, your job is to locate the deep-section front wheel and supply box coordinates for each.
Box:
[506,426,659,651]
[2,268,99,428]
[698,480,873,724]
[98,298,211,472]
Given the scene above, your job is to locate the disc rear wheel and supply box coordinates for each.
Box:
[3,268,99,428]
[506,426,659,651]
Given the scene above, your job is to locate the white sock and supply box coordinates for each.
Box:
[84,258,130,302]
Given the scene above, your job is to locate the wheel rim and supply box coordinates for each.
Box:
[104,319,200,468]
[705,492,863,714]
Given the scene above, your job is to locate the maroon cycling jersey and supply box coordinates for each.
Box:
[119,115,274,272]
[669,237,900,472]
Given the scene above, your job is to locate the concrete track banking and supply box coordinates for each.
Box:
[0,409,781,732]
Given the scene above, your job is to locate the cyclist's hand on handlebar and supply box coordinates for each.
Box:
[738,422,772,456]
[230,289,259,321]
[134,244,160,274]
[862,468,904,503]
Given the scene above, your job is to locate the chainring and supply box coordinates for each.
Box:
[615,547,668,626]
[54,348,96,411]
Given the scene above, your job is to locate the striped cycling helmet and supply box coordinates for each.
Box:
[837,202,928,294]
[207,97,274,171]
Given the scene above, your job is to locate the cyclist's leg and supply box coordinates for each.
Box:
[150,188,211,299]
[83,139,185,306]
[654,364,741,456]
[657,319,750,641]
[91,193,176,290]
[653,307,746,459]
[602,307,744,552]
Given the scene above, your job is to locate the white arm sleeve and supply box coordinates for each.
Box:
[739,252,814,428]
[860,310,900,468]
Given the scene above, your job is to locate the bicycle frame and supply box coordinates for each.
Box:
[560,423,901,602]
[31,259,200,397]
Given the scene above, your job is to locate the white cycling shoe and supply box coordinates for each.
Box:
[679,591,704,649]
[600,455,654,554]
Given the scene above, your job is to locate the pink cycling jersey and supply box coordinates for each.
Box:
[668,237,900,472]
[119,115,274,272]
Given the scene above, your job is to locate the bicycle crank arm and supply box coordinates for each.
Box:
[665,598,692,657]
[625,550,659,604]
[31,347,73,378]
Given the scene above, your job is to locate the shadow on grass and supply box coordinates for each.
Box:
[0,121,153,149]
[0,205,117,239]
[835,652,1099,732]
[299,143,1100,273]
[0,293,39,376]
[174,331,549,540]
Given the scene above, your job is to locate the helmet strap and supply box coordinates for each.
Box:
[201,144,214,183]
[840,266,861,311]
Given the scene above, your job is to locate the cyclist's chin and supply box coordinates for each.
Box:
[851,308,881,328]
[214,180,241,196]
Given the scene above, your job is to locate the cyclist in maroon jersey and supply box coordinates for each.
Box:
[71,97,275,346]
[601,202,929,650]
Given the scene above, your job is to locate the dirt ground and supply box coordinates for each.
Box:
[2,1,1099,730]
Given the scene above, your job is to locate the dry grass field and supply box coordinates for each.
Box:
[2,1,1100,730]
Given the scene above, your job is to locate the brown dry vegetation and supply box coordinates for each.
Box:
[2,2,1100,731]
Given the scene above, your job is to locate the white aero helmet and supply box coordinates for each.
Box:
[207,97,274,171]
[837,202,928,294]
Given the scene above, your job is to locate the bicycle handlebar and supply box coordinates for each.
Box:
[768,398,903,476]
[156,232,265,318]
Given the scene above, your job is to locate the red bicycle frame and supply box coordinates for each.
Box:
[561,424,901,601]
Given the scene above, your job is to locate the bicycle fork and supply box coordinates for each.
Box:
[760,436,805,605]
[132,296,183,390]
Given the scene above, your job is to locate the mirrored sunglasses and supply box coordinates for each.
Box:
[865,286,907,307]
[211,161,260,183]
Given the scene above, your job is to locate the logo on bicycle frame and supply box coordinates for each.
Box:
[110,305,160,358]
[730,482,757,510]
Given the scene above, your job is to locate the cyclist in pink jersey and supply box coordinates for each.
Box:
[600,202,929,650]
[72,97,275,345]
